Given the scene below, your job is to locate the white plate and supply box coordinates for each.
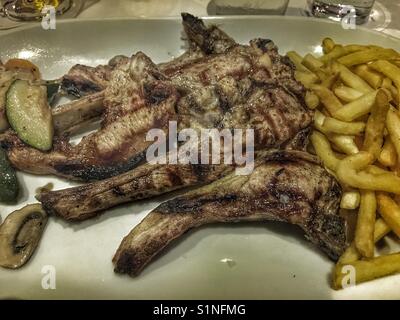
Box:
[0,16,400,300]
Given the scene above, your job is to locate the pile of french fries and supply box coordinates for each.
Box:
[287,38,400,289]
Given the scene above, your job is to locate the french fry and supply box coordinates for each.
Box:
[334,86,363,102]
[337,48,399,67]
[333,62,374,94]
[301,41,400,289]
[378,137,397,167]
[355,190,376,258]
[332,90,378,121]
[374,218,392,242]
[302,53,324,72]
[319,45,347,64]
[338,243,361,265]
[336,213,392,269]
[313,110,326,132]
[287,51,313,73]
[327,134,359,155]
[321,72,339,89]
[305,91,320,109]
[322,117,365,135]
[377,193,400,237]
[333,253,400,289]
[365,165,392,175]
[391,60,400,68]
[310,131,340,171]
[311,84,343,114]
[322,37,335,54]
[295,70,319,88]
[362,89,390,159]
[338,218,391,264]
[386,107,400,165]
[370,60,400,102]
[382,77,399,103]
[336,152,400,193]
[340,190,361,209]
[343,44,369,54]
[354,64,383,89]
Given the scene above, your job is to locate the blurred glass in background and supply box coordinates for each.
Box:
[208,0,290,15]
[1,0,79,21]
[308,0,376,24]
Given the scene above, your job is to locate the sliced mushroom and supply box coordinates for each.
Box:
[0,204,48,269]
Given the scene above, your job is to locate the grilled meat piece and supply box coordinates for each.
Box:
[6,19,307,181]
[181,13,236,55]
[60,12,230,98]
[61,55,129,98]
[52,91,105,135]
[39,162,232,221]
[38,76,311,220]
[36,15,311,217]
[113,150,346,276]
[3,52,178,180]
[61,43,206,99]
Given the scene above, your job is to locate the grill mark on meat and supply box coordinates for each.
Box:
[61,77,104,98]
[143,83,172,105]
[112,150,346,276]
[157,193,239,214]
[53,150,146,181]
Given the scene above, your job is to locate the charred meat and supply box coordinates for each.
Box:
[113,150,346,276]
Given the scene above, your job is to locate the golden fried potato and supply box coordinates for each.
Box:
[334,86,363,102]
[311,84,343,114]
[354,64,383,89]
[337,48,399,67]
[355,190,376,258]
[386,107,400,165]
[322,37,335,54]
[333,253,400,289]
[377,193,400,237]
[378,137,397,167]
[333,62,374,94]
[333,91,378,121]
[322,117,365,135]
[337,152,400,193]
[338,218,391,264]
[370,60,400,102]
[340,190,361,209]
[310,131,340,171]
[362,89,390,159]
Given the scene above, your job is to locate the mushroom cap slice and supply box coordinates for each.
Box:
[0,204,48,269]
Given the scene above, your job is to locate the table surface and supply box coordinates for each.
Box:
[1,0,399,37]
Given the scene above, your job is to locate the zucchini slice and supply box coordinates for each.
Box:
[6,79,54,151]
[0,148,19,203]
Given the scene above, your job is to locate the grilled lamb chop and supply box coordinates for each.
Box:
[2,52,178,180]
[4,15,307,181]
[38,76,312,220]
[59,13,227,98]
[113,150,346,276]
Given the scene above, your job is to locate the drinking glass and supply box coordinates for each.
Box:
[1,0,72,21]
[308,0,376,24]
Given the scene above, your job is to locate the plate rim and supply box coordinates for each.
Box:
[0,15,399,44]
